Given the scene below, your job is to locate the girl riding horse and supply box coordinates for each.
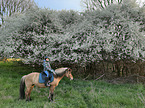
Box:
[19,67,73,101]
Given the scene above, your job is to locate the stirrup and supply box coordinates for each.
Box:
[45,83,50,87]
[45,80,51,87]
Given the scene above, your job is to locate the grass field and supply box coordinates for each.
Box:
[0,61,145,108]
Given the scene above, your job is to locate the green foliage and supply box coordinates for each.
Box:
[0,62,145,107]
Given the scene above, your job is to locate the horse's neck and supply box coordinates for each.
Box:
[55,74,65,83]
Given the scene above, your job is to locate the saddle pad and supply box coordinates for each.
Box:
[39,73,54,83]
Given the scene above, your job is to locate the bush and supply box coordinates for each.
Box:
[0,2,145,78]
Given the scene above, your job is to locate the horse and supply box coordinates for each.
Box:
[19,67,73,101]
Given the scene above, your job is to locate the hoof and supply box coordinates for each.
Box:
[26,98,32,102]
[30,98,32,101]
[48,97,53,102]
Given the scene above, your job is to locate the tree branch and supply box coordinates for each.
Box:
[96,74,105,80]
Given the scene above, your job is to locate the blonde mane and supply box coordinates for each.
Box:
[55,67,68,77]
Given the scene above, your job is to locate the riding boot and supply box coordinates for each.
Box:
[44,77,50,87]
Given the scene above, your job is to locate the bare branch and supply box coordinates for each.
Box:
[82,0,123,11]
[96,74,105,80]
[0,0,36,25]
[98,0,105,9]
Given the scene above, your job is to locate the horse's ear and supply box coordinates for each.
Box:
[68,68,72,72]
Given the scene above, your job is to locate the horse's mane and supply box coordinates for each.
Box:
[55,67,68,77]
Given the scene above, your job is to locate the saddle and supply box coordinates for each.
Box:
[39,72,54,83]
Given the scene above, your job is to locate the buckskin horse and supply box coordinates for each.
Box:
[19,68,73,101]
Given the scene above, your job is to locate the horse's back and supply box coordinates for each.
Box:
[25,72,40,84]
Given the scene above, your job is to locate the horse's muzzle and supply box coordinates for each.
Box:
[70,78,73,80]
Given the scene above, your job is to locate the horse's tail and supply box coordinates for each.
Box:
[19,75,26,99]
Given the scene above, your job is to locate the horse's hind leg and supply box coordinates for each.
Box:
[25,87,31,101]
[29,85,35,100]
[25,84,34,101]
[25,85,35,101]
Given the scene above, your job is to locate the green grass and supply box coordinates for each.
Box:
[0,61,145,108]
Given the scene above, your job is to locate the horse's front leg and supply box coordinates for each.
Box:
[48,86,55,102]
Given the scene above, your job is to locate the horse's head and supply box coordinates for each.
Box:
[65,68,73,80]
[55,67,73,80]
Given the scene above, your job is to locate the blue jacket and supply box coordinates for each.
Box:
[43,60,55,75]
[43,60,52,72]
